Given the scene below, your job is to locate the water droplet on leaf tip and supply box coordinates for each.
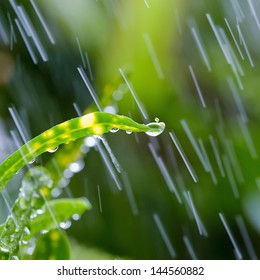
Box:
[126,130,132,134]
[145,122,165,137]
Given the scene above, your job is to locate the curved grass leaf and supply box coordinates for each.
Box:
[30,197,91,236]
[0,112,165,192]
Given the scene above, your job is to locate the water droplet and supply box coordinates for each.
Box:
[28,159,35,164]
[72,214,81,221]
[21,239,29,245]
[57,178,69,188]
[59,220,72,229]
[30,212,37,219]
[0,246,9,253]
[155,117,159,123]
[110,127,119,133]
[145,122,165,137]
[11,255,19,260]
[47,146,59,153]
[63,169,73,179]
[126,130,132,134]
[84,136,96,147]
[69,160,84,173]
[80,145,89,154]
[23,227,30,235]
[22,167,53,191]
[51,188,62,198]
[104,105,117,114]
[113,90,123,101]
[36,208,45,215]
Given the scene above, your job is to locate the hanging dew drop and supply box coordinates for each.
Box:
[47,146,59,153]
[110,127,119,133]
[145,121,166,136]
[126,130,132,134]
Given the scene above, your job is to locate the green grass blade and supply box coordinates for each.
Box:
[0,112,165,191]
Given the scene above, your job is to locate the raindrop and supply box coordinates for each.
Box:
[146,121,165,136]
[47,146,59,153]
[51,188,62,198]
[104,105,117,114]
[59,220,72,229]
[23,227,30,235]
[126,130,132,134]
[110,127,119,133]
[36,208,45,215]
[113,90,123,101]
[0,246,9,253]
[72,214,81,221]
[28,158,35,164]
[153,213,176,258]
[69,161,84,173]
[30,212,37,219]
[57,178,69,188]
[63,169,73,179]
[84,136,96,147]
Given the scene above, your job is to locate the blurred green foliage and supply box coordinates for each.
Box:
[1,0,260,259]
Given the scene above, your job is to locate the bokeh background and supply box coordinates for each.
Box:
[1,0,260,259]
